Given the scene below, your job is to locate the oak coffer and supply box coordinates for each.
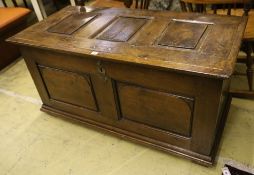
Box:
[8,6,247,166]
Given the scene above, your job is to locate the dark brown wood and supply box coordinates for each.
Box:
[124,0,150,9]
[23,0,28,8]
[180,1,188,11]
[97,17,147,42]
[2,0,28,7]
[39,65,98,110]
[187,3,194,11]
[8,6,246,166]
[158,21,207,49]
[230,89,254,99]
[2,0,7,7]
[11,0,18,7]
[245,42,253,91]
[180,0,254,94]
[124,0,133,8]
[47,13,97,35]
[212,4,217,14]
[117,82,193,137]
[227,4,232,15]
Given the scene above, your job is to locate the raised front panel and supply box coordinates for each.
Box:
[39,65,98,111]
[117,82,194,137]
[158,21,208,49]
[47,13,97,35]
[96,16,147,42]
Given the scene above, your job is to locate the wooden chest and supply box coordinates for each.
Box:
[8,6,247,165]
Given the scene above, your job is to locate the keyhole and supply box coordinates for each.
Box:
[99,67,105,74]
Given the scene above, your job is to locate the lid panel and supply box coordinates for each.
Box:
[96,16,148,42]
[8,6,247,79]
[158,21,208,49]
[47,13,97,35]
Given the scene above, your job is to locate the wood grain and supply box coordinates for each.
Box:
[8,6,246,166]
[158,21,207,49]
[48,13,97,35]
[117,82,193,137]
[7,6,247,79]
[97,16,147,42]
[39,65,98,111]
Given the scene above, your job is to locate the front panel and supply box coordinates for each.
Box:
[21,45,226,165]
[117,82,194,137]
[39,66,98,111]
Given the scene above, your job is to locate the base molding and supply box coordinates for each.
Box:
[41,104,216,166]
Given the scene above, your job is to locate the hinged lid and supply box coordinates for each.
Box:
[8,6,247,79]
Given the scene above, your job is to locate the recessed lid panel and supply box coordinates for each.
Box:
[96,16,147,42]
[158,21,208,49]
[8,6,247,79]
[47,13,97,35]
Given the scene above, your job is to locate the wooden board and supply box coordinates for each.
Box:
[47,13,97,35]
[39,65,98,111]
[8,6,247,79]
[117,82,193,137]
[157,20,208,49]
[96,16,147,42]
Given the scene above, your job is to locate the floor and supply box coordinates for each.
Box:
[0,58,253,175]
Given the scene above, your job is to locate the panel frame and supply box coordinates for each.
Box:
[157,20,209,49]
[20,47,119,120]
[38,65,99,111]
[115,80,195,137]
